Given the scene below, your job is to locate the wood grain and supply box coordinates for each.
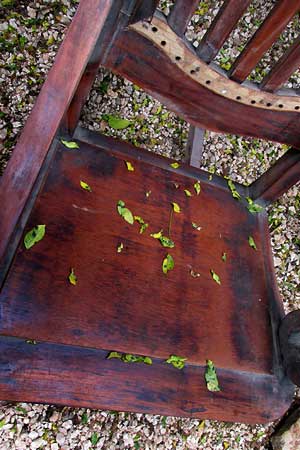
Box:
[168,0,199,36]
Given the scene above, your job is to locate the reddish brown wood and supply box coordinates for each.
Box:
[280,310,300,387]
[105,29,300,148]
[197,0,252,63]
[184,126,205,167]
[261,36,300,92]
[248,148,300,205]
[168,0,199,36]
[0,0,114,278]
[0,336,293,424]
[0,134,293,422]
[229,0,300,83]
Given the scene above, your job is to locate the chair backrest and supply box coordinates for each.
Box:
[102,0,300,147]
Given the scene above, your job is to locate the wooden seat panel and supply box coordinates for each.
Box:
[0,134,279,375]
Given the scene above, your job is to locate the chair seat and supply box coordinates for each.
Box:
[0,128,294,423]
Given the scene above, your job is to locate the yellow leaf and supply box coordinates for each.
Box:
[68,268,77,286]
[80,180,92,192]
[125,161,134,171]
[172,202,181,213]
[184,189,192,197]
[170,162,180,169]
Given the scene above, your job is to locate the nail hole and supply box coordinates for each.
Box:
[152,27,158,32]
[190,69,196,74]
[175,56,181,61]
[236,96,241,100]
[295,106,300,110]
[251,100,256,104]
[206,80,211,84]
[266,102,272,107]
[278,104,283,108]
[161,40,166,46]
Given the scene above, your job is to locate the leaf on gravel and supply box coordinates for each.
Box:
[227,179,241,200]
[80,180,92,192]
[194,180,201,195]
[117,200,134,224]
[117,242,124,253]
[125,161,134,171]
[134,216,148,234]
[248,235,257,250]
[68,268,77,285]
[184,189,192,197]
[107,115,132,130]
[162,254,174,274]
[165,355,187,369]
[222,252,227,262]
[24,224,46,250]
[210,270,221,285]
[205,359,221,392]
[91,432,99,446]
[172,202,181,213]
[170,162,180,169]
[192,222,202,231]
[61,139,79,149]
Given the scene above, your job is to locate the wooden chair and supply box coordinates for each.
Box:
[1,0,300,424]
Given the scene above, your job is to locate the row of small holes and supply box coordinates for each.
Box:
[153,27,300,111]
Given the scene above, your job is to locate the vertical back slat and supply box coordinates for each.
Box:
[261,36,300,92]
[168,0,199,36]
[229,0,300,83]
[197,0,252,63]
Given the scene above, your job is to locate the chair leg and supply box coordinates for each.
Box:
[184,126,205,168]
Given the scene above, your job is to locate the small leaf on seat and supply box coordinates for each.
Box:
[205,359,221,392]
[125,161,134,171]
[117,242,124,253]
[117,200,134,225]
[192,222,202,231]
[227,179,241,200]
[162,254,174,274]
[165,355,187,369]
[248,235,257,250]
[68,268,77,286]
[61,140,79,149]
[80,180,92,192]
[172,202,181,213]
[24,225,46,250]
[134,216,148,234]
[194,180,201,195]
[150,230,163,239]
[107,115,132,130]
[246,198,264,214]
[190,269,201,278]
[221,252,227,262]
[107,351,122,360]
[107,352,152,365]
[151,231,174,248]
[184,189,192,197]
[210,270,221,285]
[170,162,180,169]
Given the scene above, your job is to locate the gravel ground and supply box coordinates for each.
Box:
[0,1,299,449]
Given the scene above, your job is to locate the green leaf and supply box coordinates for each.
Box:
[107,115,131,130]
[150,230,163,239]
[107,351,122,360]
[184,189,192,197]
[246,198,264,214]
[222,252,227,262]
[81,412,88,424]
[125,161,134,171]
[227,179,241,200]
[172,202,181,213]
[24,225,46,250]
[61,139,79,149]
[248,235,257,250]
[143,356,152,365]
[159,236,175,248]
[80,180,92,192]
[117,242,124,253]
[91,432,99,446]
[117,200,134,225]
[192,222,202,231]
[165,355,187,369]
[162,254,174,274]
[0,419,5,429]
[134,216,148,234]
[194,180,201,195]
[210,270,221,285]
[170,162,180,169]
[205,359,221,392]
[68,268,77,286]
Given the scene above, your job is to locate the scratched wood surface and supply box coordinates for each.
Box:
[0,137,294,422]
